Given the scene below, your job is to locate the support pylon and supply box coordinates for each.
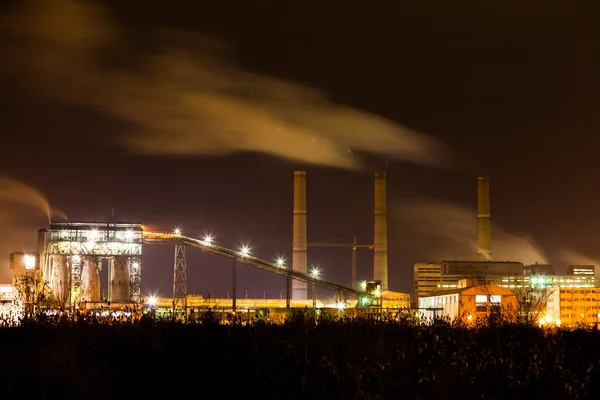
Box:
[173,242,187,316]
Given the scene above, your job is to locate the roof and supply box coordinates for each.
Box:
[421,283,514,298]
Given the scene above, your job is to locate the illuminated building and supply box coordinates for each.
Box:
[546,286,600,327]
[43,222,144,306]
[418,283,517,322]
[566,265,595,276]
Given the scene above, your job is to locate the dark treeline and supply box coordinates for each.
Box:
[1,313,600,399]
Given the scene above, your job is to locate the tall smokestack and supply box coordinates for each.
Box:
[292,171,308,299]
[374,172,388,290]
[477,175,492,261]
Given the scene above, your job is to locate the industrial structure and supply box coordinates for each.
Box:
[292,171,308,299]
[292,170,391,297]
[5,170,405,317]
[374,172,389,290]
[477,176,492,261]
[38,222,144,306]
[414,176,598,305]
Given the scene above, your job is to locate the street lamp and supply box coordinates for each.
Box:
[311,267,320,308]
[240,246,250,257]
[276,257,285,268]
[173,227,181,236]
[203,234,213,245]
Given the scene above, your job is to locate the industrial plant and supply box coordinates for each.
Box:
[4,171,410,320]
[415,176,598,327]
[5,170,598,327]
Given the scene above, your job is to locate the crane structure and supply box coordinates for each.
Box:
[307,235,374,290]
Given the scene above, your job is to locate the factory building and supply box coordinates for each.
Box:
[546,287,600,327]
[413,260,524,303]
[23,222,145,307]
[566,265,595,276]
[418,282,517,322]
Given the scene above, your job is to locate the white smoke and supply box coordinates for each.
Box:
[0,0,453,170]
[395,199,547,265]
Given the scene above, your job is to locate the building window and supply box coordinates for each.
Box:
[475,295,487,312]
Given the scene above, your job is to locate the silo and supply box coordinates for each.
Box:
[81,256,100,302]
[49,255,68,305]
[111,256,131,302]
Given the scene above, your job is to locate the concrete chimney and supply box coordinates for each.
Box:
[374,172,389,290]
[477,176,492,261]
[292,171,308,299]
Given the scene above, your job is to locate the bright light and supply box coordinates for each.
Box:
[71,255,81,263]
[90,230,99,241]
[360,281,367,291]
[148,296,157,306]
[132,262,139,269]
[276,257,285,267]
[203,234,213,245]
[240,246,250,257]
[336,302,346,311]
[311,267,320,279]
[374,288,382,298]
[124,231,133,241]
[173,228,181,236]
[23,255,36,270]
[467,314,473,321]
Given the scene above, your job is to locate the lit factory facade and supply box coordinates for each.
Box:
[40,222,144,305]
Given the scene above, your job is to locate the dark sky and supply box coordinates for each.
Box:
[1,0,600,296]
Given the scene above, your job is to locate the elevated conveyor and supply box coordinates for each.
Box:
[143,232,361,297]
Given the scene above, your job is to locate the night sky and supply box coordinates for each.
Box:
[1,0,600,296]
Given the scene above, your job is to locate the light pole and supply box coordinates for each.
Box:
[311,267,320,309]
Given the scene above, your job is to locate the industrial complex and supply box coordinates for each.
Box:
[415,176,598,327]
[3,171,409,321]
[3,171,599,327]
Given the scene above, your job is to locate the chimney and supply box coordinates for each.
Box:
[477,176,492,261]
[292,171,308,299]
[374,172,389,290]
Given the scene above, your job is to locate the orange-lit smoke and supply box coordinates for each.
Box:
[0,0,452,170]
[395,199,547,265]
[0,175,53,282]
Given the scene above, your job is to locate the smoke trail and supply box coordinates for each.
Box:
[0,0,453,170]
[395,199,547,265]
[0,175,51,221]
[0,176,53,282]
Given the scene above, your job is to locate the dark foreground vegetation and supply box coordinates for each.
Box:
[1,313,600,399]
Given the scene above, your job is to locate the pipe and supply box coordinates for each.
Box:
[374,172,389,290]
[292,171,308,299]
[477,176,492,261]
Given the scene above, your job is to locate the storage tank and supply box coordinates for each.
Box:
[111,256,131,302]
[81,256,100,302]
[49,255,68,305]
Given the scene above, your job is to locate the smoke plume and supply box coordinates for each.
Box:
[0,0,451,170]
[0,176,52,282]
[395,199,547,265]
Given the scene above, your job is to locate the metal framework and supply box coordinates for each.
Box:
[173,242,187,312]
[307,235,374,290]
[70,255,82,305]
[144,232,362,299]
[129,257,142,303]
[45,222,145,306]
